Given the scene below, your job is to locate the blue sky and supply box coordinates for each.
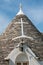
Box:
[0,0,43,34]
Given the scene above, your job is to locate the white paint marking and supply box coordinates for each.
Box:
[12,35,34,41]
[21,18,24,35]
[13,22,28,24]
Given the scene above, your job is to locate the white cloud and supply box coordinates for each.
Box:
[4,0,11,2]
[3,0,14,3]
[0,14,10,34]
[30,9,43,21]
[26,8,43,25]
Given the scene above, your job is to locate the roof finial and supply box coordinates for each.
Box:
[20,3,22,11]
[16,3,24,15]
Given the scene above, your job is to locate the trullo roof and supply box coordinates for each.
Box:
[0,4,43,65]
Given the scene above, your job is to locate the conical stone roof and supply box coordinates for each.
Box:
[2,14,42,42]
[0,4,42,41]
[0,5,43,65]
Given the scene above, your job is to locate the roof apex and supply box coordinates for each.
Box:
[16,3,24,15]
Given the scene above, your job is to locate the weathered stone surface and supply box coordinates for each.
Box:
[0,14,43,65]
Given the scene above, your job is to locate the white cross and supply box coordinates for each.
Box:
[12,18,34,41]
